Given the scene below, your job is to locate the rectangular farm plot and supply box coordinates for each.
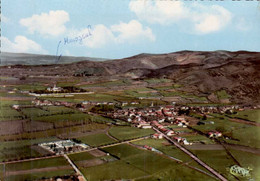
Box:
[0,108,23,121]
[81,160,148,181]
[102,144,144,158]
[102,144,174,174]
[190,150,237,180]
[109,126,155,141]
[78,133,116,147]
[132,138,192,162]
[229,109,260,123]
[32,113,91,123]
[42,106,77,115]
[0,145,43,162]
[68,151,95,162]
[5,168,75,181]
[5,157,70,172]
[21,108,50,118]
[228,149,260,180]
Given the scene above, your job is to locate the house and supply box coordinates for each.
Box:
[173,137,192,145]
[165,130,175,136]
[208,131,222,138]
[12,105,20,109]
[47,84,62,92]
[158,118,165,123]
[152,133,163,139]
[137,121,151,129]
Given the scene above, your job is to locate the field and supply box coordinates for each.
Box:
[0,137,59,161]
[101,144,215,181]
[190,150,237,180]
[68,151,95,162]
[0,69,259,181]
[0,122,107,141]
[132,138,192,162]
[3,157,75,181]
[0,108,23,121]
[225,126,260,148]
[227,148,260,180]
[81,160,148,180]
[5,157,69,171]
[21,108,50,118]
[77,133,116,146]
[230,109,260,123]
[108,126,155,141]
[5,169,75,181]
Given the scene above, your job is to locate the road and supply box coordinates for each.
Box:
[0,136,149,165]
[152,127,228,181]
[63,154,87,181]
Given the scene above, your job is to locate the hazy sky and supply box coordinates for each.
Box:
[1,0,260,59]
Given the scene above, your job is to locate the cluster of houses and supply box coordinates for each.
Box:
[207,131,222,138]
[173,137,192,145]
[31,98,74,107]
[110,106,190,129]
[39,140,89,155]
[81,100,139,107]
[107,106,195,145]
[47,84,63,92]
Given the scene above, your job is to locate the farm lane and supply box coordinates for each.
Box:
[0,135,150,165]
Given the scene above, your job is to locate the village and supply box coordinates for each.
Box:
[2,84,259,181]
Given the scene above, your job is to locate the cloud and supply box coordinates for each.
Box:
[68,20,155,48]
[235,17,252,31]
[20,10,69,36]
[191,4,232,34]
[129,1,232,34]
[111,20,155,43]
[83,24,115,48]
[129,1,187,25]
[1,36,48,54]
[1,14,10,23]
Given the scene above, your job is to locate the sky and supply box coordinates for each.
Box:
[1,0,260,59]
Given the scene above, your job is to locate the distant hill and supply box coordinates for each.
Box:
[0,52,109,66]
[1,50,260,104]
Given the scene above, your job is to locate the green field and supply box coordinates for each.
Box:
[193,113,260,148]
[81,160,148,180]
[190,150,237,180]
[185,134,214,144]
[228,149,260,180]
[103,144,174,173]
[0,137,59,150]
[132,138,192,162]
[80,79,132,88]
[68,151,95,162]
[109,126,155,141]
[5,169,75,181]
[230,109,260,123]
[6,157,69,171]
[144,78,172,84]
[78,133,116,146]
[0,145,43,162]
[102,144,215,180]
[21,108,50,118]
[215,90,231,99]
[0,108,23,121]
[225,126,260,148]
[0,137,59,161]
[0,123,107,141]
[42,106,77,115]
